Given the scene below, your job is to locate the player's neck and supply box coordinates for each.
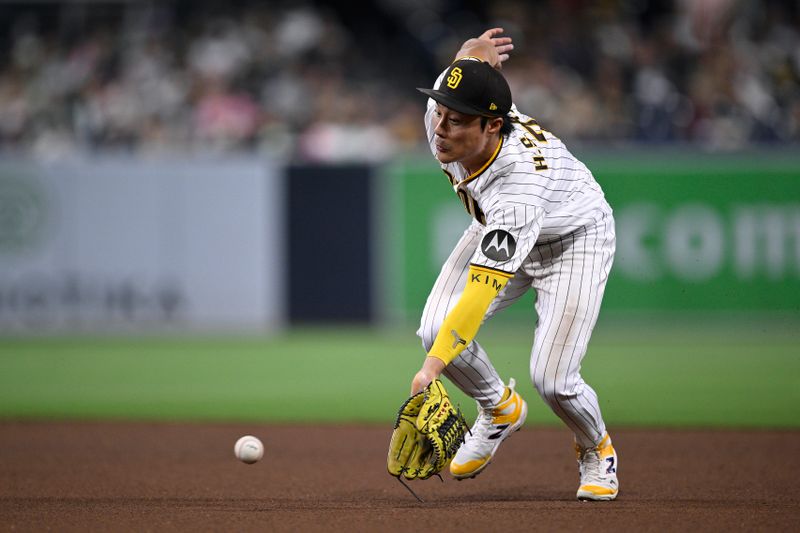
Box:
[463,135,501,176]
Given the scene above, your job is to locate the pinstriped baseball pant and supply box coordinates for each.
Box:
[416,212,615,448]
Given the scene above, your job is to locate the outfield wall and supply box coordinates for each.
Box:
[0,157,285,332]
[1,150,798,332]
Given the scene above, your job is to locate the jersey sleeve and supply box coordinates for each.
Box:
[470,201,546,275]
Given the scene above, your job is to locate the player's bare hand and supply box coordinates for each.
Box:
[410,356,446,395]
[478,27,514,68]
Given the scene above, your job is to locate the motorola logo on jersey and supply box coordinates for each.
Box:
[481,230,516,262]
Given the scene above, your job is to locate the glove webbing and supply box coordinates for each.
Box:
[431,407,469,464]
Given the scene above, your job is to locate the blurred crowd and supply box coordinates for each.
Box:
[0,0,798,161]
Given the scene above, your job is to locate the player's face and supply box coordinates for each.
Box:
[432,104,494,169]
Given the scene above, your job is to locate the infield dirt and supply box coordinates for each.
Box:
[1,422,798,532]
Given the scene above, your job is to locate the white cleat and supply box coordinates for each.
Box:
[576,433,619,501]
[449,378,528,480]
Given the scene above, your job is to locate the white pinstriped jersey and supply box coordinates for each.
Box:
[425,70,612,275]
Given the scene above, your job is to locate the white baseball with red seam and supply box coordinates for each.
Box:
[234,435,264,464]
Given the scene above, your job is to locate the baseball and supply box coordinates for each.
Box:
[234,435,264,464]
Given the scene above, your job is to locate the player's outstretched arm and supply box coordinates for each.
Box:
[455,27,514,69]
[410,265,512,395]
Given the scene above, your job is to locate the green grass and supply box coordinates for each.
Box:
[1,319,798,427]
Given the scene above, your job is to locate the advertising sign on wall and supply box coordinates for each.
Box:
[0,157,284,332]
[385,151,800,319]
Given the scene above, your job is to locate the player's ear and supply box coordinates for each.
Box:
[485,117,504,135]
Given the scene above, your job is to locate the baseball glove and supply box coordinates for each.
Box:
[387,379,469,487]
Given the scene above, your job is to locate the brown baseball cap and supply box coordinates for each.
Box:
[418,59,512,118]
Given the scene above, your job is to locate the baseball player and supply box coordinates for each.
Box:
[409,28,619,501]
